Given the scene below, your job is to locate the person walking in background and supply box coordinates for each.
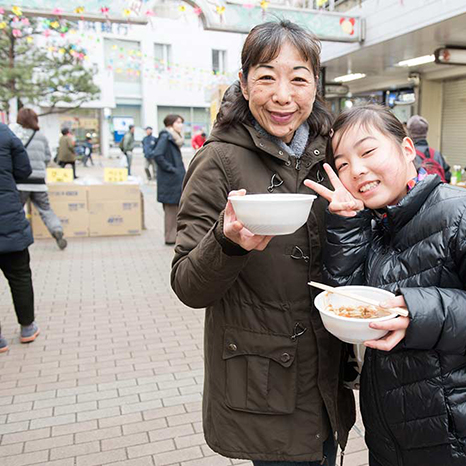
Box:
[0,123,40,353]
[57,127,78,179]
[142,126,157,182]
[121,125,135,176]
[11,108,67,250]
[153,115,186,245]
[191,131,206,150]
[82,136,94,167]
[407,115,451,183]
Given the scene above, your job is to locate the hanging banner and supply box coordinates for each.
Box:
[0,0,364,42]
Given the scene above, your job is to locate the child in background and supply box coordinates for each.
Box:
[306,104,466,466]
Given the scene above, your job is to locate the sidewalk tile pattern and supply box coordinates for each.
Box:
[0,153,368,465]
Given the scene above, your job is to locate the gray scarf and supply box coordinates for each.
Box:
[252,120,310,158]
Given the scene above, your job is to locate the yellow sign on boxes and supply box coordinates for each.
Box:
[46,168,73,183]
[104,168,128,183]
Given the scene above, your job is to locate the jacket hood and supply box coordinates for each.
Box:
[10,124,34,145]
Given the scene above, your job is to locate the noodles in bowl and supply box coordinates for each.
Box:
[314,285,398,344]
[326,303,390,319]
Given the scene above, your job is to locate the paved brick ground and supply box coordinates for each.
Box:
[0,149,368,466]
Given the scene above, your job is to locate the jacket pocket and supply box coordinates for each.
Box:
[222,326,298,415]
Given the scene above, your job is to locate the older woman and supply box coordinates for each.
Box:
[171,21,355,465]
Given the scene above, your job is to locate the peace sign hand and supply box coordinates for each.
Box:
[304,163,365,217]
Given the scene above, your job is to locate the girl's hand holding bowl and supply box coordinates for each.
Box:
[224,190,274,251]
[365,295,410,351]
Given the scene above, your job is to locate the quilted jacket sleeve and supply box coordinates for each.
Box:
[322,209,373,286]
[171,143,250,309]
[401,207,466,355]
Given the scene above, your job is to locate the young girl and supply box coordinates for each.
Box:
[305,104,466,466]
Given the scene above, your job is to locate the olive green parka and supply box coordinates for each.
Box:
[171,121,355,462]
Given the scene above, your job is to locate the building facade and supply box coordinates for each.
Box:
[38,13,244,156]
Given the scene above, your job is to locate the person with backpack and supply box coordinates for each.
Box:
[142,126,157,182]
[120,125,135,176]
[11,108,67,250]
[407,115,451,183]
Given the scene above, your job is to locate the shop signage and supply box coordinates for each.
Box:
[47,168,73,183]
[435,47,466,66]
[325,84,350,96]
[104,168,128,183]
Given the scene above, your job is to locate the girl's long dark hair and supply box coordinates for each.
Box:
[215,20,332,138]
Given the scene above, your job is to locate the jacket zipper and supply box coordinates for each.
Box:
[371,351,402,465]
[295,157,301,171]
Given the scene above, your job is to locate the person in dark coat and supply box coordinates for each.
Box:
[171,21,355,465]
[152,114,186,245]
[0,123,40,353]
[307,104,466,466]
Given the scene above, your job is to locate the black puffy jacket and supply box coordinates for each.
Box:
[323,175,466,466]
[0,123,33,254]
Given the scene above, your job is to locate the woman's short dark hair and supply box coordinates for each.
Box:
[326,104,407,168]
[215,20,332,138]
[164,114,184,127]
[17,108,40,131]
[61,127,70,136]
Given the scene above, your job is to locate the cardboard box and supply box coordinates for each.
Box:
[47,183,88,202]
[89,200,141,237]
[30,184,89,239]
[87,184,140,202]
[30,183,141,239]
[31,200,89,239]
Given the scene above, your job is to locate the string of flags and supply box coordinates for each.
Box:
[0,0,368,26]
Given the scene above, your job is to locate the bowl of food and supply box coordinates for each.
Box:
[228,193,317,236]
[314,285,397,344]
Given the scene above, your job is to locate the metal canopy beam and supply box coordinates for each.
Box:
[0,0,364,42]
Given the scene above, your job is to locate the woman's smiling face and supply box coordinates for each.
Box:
[333,124,418,209]
[239,41,317,143]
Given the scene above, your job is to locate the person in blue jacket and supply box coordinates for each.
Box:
[152,115,186,245]
[0,123,40,353]
[142,126,157,182]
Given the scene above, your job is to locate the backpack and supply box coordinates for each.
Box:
[119,136,125,153]
[415,147,446,182]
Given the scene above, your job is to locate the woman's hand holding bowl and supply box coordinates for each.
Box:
[224,190,274,251]
[304,163,364,217]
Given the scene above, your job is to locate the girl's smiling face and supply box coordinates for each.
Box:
[332,124,418,209]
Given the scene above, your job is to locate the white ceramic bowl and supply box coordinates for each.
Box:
[228,193,317,235]
[314,285,397,344]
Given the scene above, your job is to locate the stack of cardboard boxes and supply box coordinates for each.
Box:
[31,183,142,239]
